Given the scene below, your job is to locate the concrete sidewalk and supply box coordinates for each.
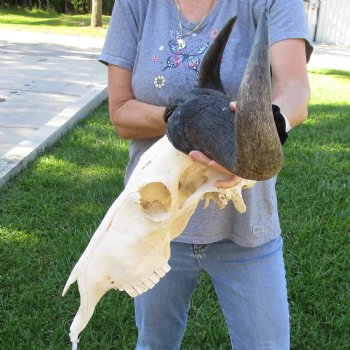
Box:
[308,43,350,71]
[0,30,349,188]
[0,30,107,187]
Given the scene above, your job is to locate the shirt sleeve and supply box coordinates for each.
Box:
[98,0,148,70]
[268,0,313,62]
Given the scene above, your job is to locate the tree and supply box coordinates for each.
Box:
[91,0,102,27]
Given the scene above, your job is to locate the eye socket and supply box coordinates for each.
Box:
[139,182,172,222]
[178,164,209,208]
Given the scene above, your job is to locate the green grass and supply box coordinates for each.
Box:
[0,69,349,349]
[279,68,350,349]
[0,8,109,37]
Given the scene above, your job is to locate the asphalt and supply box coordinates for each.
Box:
[0,29,349,187]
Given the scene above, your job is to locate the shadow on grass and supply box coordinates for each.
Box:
[0,7,59,18]
[3,17,109,27]
[0,8,109,27]
[308,68,350,79]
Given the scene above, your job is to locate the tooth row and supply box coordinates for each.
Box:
[120,263,171,297]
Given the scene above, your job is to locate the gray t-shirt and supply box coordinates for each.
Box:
[99,0,312,247]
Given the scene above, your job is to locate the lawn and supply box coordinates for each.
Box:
[0,69,349,349]
[0,8,109,37]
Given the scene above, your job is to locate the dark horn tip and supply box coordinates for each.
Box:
[198,15,237,91]
[221,16,237,36]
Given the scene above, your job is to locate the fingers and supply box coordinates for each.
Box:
[189,150,242,189]
[215,175,242,189]
[207,159,234,176]
[229,101,237,112]
[189,151,231,175]
[189,150,211,165]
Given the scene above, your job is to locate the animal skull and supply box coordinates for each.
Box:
[63,136,255,342]
[63,9,279,345]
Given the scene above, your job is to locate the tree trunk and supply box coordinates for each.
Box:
[91,0,102,27]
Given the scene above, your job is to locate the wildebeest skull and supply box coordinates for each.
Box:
[63,9,281,345]
[63,136,255,343]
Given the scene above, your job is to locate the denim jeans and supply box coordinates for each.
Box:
[134,236,290,350]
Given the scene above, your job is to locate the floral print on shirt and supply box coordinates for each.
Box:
[154,75,166,88]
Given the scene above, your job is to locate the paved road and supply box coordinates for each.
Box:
[0,29,349,187]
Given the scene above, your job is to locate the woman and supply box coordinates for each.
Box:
[99,0,312,349]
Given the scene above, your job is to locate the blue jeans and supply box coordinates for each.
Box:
[134,237,290,350]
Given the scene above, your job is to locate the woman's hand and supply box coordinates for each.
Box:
[189,150,242,189]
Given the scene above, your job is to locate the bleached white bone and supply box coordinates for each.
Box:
[63,135,255,342]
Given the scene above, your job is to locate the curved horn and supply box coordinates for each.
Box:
[234,8,283,180]
[198,16,237,92]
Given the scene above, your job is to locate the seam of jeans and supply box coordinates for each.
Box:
[192,244,206,270]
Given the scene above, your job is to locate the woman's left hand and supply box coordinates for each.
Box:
[189,150,242,189]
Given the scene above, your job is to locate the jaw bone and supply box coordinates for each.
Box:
[63,136,255,342]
